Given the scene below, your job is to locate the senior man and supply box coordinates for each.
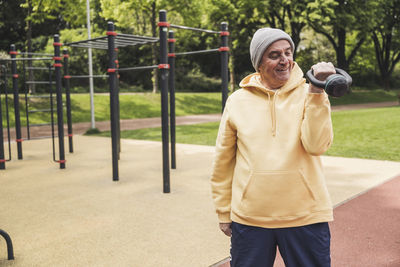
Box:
[210,28,335,267]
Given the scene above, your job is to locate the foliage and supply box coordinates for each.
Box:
[2,90,399,127]
[370,0,400,89]
[1,0,400,90]
[89,106,400,162]
[306,0,378,71]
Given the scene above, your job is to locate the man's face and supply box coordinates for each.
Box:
[258,40,294,89]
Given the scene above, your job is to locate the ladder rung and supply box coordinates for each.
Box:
[27,95,55,98]
[28,109,52,113]
[25,67,54,70]
[25,81,52,85]
[29,123,52,127]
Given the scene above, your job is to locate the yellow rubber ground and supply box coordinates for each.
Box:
[1,135,399,266]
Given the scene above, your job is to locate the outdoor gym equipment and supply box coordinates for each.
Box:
[0,65,12,169]
[0,41,68,169]
[64,10,229,194]
[0,229,14,260]
[306,68,352,97]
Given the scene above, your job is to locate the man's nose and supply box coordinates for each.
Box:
[280,55,289,64]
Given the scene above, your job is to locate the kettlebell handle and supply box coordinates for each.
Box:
[305,68,352,89]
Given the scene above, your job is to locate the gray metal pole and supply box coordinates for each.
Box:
[0,88,5,169]
[10,45,23,159]
[53,35,66,169]
[63,49,73,153]
[86,0,95,129]
[168,31,176,169]
[159,10,170,193]
[107,22,119,181]
[220,22,229,112]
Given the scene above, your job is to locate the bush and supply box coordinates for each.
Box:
[84,128,101,135]
[175,70,220,92]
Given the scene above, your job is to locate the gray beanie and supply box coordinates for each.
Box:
[250,28,295,71]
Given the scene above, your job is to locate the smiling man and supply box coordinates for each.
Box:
[210,28,335,267]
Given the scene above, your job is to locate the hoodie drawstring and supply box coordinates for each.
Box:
[268,91,279,137]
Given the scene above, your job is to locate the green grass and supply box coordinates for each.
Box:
[94,121,220,146]
[1,89,399,127]
[90,106,400,162]
[328,89,399,105]
[325,107,400,161]
[1,92,222,127]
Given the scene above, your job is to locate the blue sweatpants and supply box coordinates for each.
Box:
[230,221,331,267]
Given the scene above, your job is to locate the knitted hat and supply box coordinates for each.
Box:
[250,28,295,71]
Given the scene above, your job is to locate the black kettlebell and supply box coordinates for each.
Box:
[305,68,352,97]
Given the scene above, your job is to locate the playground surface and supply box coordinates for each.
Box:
[1,134,400,266]
[1,101,399,266]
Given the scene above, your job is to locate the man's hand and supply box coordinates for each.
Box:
[219,222,232,237]
[309,62,336,93]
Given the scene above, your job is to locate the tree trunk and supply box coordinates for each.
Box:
[336,27,349,71]
[229,38,235,91]
[26,0,35,94]
[151,0,158,93]
[383,74,391,90]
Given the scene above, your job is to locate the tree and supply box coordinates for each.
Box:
[99,0,204,93]
[20,0,65,93]
[255,0,309,58]
[306,0,377,71]
[208,0,261,90]
[371,0,400,89]
[0,0,26,50]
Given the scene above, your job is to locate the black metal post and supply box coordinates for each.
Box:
[220,22,229,112]
[63,49,73,153]
[22,60,30,140]
[115,49,121,157]
[168,31,176,169]
[0,229,14,260]
[107,22,119,181]
[10,45,23,159]
[159,10,170,193]
[1,65,12,163]
[53,35,66,169]
[49,64,57,163]
[0,89,5,169]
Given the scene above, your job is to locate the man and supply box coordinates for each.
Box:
[210,27,335,267]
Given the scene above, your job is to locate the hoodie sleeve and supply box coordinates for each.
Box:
[210,98,237,223]
[301,91,334,156]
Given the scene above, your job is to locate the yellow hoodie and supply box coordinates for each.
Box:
[210,63,334,228]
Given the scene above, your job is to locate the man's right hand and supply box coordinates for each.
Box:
[219,222,232,237]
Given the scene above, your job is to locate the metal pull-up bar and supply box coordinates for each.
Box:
[174,48,220,56]
[19,52,52,57]
[117,65,158,72]
[169,24,220,34]
[2,57,53,61]
[66,75,108,79]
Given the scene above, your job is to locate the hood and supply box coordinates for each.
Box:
[239,62,305,95]
[238,62,306,137]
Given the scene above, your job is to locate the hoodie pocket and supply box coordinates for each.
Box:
[240,170,317,218]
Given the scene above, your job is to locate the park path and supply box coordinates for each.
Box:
[2,101,398,139]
